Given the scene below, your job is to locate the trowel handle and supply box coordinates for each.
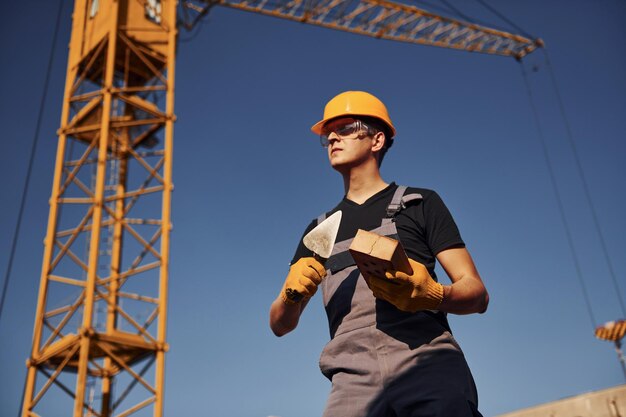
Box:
[284,255,327,304]
[314,253,329,268]
[284,288,304,303]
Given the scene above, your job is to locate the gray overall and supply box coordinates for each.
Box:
[317,186,481,417]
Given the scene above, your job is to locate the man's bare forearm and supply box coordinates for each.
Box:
[269,297,308,336]
[439,275,489,314]
[436,247,489,315]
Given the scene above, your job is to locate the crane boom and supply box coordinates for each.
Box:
[184,0,539,59]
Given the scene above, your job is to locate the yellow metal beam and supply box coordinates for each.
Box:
[184,0,541,58]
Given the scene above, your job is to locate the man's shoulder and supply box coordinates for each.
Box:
[398,186,451,213]
[401,185,438,199]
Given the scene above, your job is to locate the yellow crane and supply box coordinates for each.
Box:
[20,1,539,416]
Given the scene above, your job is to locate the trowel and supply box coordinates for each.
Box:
[285,210,342,303]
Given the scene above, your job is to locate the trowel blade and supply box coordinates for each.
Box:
[303,210,342,261]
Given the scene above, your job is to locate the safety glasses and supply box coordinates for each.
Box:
[319,118,377,148]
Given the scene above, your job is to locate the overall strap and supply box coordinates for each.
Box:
[382,185,423,225]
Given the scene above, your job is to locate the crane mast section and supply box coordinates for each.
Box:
[21,1,176,416]
[198,0,537,58]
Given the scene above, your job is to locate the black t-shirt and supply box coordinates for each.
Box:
[291,182,464,280]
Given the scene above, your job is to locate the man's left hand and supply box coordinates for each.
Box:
[365,258,444,312]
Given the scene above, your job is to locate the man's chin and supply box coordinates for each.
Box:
[329,160,352,174]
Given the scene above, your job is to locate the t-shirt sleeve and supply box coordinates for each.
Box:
[423,190,465,255]
[290,219,316,265]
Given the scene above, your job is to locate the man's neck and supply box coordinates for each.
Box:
[342,162,389,205]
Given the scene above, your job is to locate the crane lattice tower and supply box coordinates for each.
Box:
[22,1,175,416]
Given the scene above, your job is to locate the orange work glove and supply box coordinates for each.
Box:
[366,258,444,312]
[281,257,327,304]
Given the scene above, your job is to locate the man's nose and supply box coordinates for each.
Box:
[327,132,341,144]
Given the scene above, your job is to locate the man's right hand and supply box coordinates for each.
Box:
[281,257,327,304]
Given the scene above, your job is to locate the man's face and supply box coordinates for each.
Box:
[321,118,379,171]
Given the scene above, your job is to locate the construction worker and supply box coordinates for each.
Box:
[270,91,489,417]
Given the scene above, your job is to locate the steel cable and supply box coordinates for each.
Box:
[437,0,475,24]
[542,47,626,319]
[0,0,65,324]
[412,0,516,34]
[519,61,597,330]
[0,1,65,416]
[473,0,534,40]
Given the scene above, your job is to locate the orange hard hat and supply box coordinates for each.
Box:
[311,91,396,137]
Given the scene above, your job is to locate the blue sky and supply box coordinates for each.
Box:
[1,1,625,416]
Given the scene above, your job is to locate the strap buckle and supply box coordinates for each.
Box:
[386,201,405,217]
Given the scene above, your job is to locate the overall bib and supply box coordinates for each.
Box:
[317,186,482,417]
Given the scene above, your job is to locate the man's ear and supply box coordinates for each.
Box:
[371,131,386,152]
